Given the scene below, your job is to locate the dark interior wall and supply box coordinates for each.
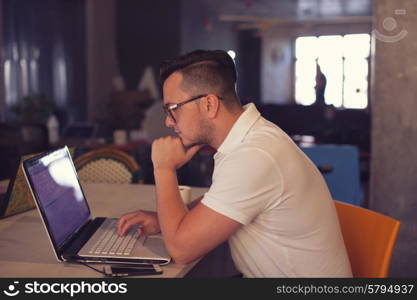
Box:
[85,0,119,123]
[180,0,238,54]
[181,0,259,103]
[115,0,252,103]
[1,0,86,122]
[262,27,294,104]
[115,0,181,91]
[236,30,261,105]
[0,0,4,121]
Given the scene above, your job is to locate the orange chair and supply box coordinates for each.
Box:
[74,148,143,184]
[334,201,400,277]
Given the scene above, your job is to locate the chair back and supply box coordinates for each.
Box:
[301,145,361,205]
[334,201,400,277]
[74,148,143,184]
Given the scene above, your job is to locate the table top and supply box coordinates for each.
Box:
[0,182,208,278]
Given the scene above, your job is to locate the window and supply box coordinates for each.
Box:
[295,33,370,109]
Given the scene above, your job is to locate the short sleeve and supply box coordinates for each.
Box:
[202,148,282,225]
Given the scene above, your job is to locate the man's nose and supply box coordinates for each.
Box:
[165,115,175,128]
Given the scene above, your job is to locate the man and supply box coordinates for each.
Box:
[314,65,327,106]
[118,50,352,277]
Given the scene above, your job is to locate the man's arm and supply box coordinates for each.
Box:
[117,196,204,236]
[187,195,203,210]
[154,168,241,264]
[152,137,241,264]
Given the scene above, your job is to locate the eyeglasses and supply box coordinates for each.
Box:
[163,94,207,123]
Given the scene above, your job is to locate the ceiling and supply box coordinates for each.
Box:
[189,0,373,25]
[217,0,372,18]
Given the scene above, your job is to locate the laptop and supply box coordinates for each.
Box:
[22,146,171,265]
[0,149,81,219]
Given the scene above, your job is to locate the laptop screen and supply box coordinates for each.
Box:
[24,148,90,249]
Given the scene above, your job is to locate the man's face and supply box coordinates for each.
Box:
[162,72,212,148]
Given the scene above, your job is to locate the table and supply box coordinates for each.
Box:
[0,183,208,278]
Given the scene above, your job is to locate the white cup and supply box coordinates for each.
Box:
[113,129,127,145]
[179,185,191,204]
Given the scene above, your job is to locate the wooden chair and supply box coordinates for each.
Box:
[334,201,401,277]
[74,148,143,184]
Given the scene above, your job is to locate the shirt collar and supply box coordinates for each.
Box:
[216,103,261,156]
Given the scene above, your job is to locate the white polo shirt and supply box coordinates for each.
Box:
[201,103,352,278]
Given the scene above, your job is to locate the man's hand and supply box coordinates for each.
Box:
[151,136,202,170]
[117,210,160,236]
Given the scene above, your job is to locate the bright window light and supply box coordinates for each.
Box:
[294,33,370,109]
[227,50,236,60]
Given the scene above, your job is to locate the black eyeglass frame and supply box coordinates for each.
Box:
[162,94,208,123]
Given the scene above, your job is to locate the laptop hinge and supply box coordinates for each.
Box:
[61,217,106,259]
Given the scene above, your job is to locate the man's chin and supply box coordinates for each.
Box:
[178,136,190,148]
[183,139,205,150]
[183,141,197,149]
[177,134,206,149]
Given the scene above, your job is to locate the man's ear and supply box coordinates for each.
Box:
[204,94,220,119]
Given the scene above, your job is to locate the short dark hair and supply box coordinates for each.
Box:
[160,50,239,107]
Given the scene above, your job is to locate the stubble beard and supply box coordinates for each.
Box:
[182,117,213,150]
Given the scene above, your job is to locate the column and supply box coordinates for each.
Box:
[370,0,417,277]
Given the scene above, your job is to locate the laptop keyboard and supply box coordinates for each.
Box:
[88,219,140,256]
